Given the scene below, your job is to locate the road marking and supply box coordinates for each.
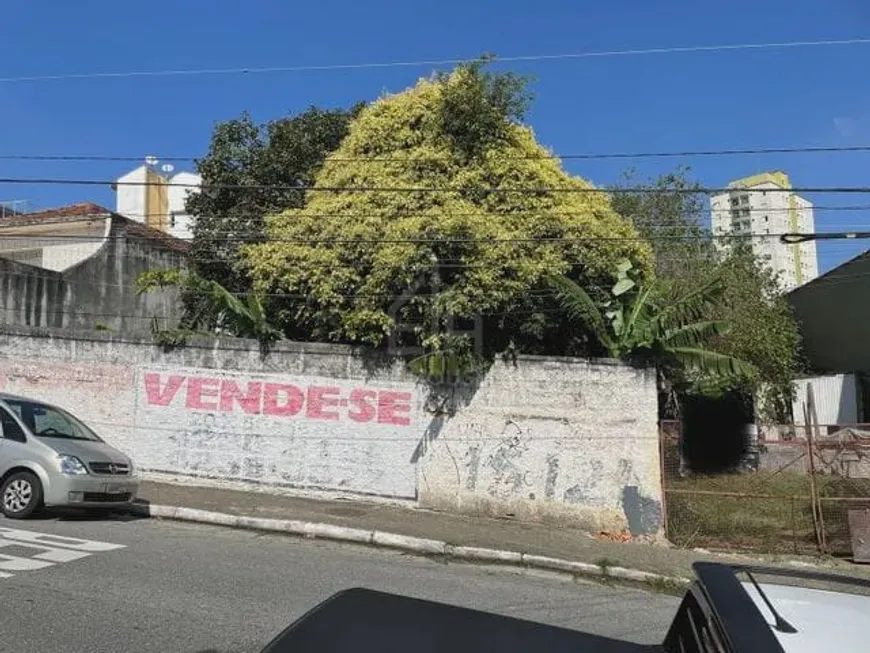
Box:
[0,527,125,580]
[0,527,125,552]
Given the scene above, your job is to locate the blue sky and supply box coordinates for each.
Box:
[1,0,868,272]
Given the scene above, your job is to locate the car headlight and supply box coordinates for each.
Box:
[59,454,89,475]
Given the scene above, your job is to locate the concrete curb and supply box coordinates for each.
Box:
[132,503,691,589]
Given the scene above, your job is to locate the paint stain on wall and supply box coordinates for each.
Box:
[621,485,662,536]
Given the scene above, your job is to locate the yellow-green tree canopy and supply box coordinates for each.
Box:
[244,63,653,356]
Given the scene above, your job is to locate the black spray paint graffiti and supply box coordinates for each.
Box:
[544,454,560,500]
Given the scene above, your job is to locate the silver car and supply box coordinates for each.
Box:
[0,393,139,518]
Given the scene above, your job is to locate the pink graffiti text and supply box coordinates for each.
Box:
[143,372,413,426]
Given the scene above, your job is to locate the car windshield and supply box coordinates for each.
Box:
[2,399,102,442]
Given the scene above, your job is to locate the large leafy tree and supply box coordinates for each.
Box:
[242,61,653,361]
[186,105,364,293]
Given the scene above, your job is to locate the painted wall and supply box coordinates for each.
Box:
[0,328,662,534]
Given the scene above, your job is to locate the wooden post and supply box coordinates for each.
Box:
[805,384,827,554]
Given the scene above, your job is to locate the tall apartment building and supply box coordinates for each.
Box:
[710,171,818,293]
[113,162,202,240]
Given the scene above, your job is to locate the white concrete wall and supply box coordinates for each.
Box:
[115,166,149,224]
[418,358,661,533]
[0,221,108,272]
[166,172,201,240]
[40,241,105,271]
[0,329,663,534]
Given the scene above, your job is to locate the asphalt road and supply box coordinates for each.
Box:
[0,513,680,653]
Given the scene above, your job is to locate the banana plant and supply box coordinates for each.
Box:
[136,269,282,345]
[550,260,754,378]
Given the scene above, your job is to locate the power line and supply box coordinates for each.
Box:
[103,205,870,220]
[1,176,870,194]
[2,38,868,84]
[0,230,856,245]
[4,144,870,164]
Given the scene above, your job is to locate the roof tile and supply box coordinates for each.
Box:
[0,202,110,228]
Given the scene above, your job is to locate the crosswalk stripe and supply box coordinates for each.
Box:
[0,553,55,572]
[0,527,125,579]
[0,527,126,552]
[0,539,91,563]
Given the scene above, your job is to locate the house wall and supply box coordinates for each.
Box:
[788,252,870,375]
[0,327,663,535]
[0,219,185,334]
[116,166,150,224]
[0,258,66,328]
[166,171,201,240]
[0,221,107,272]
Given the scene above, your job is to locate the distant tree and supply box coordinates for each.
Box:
[610,167,804,420]
[610,166,714,295]
[696,244,805,422]
[186,105,364,293]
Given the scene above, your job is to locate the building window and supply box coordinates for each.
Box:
[763,215,768,222]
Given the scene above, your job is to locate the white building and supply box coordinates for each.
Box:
[113,163,201,240]
[710,171,818,293]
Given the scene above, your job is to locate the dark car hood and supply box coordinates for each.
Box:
[259,588,654,653]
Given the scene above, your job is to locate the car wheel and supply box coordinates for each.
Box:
[1,471,43,519]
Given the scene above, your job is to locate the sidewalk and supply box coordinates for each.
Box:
[137,479,869,583]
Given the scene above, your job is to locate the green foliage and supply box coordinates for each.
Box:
[611,167,804,419]
[243,63,652,364]
[610,166,713,295]
[435,56,534,159]
[550,260,754,382]
[694,245,805,421]
[186,105,363,293]
[136,269,282,346]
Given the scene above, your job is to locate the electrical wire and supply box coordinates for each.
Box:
[6,204,869,228]
[0,229,848,245]
[2,38,868,84]
[4,143,870,164]
[2,176,870,194]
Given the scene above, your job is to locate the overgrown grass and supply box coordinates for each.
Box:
[666,471,870,556]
